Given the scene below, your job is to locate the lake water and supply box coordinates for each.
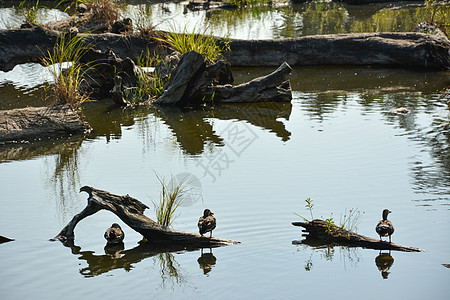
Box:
[1,1,450,299]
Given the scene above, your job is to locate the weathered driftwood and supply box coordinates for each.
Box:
[1,27,449,72]
[292,219,424,252]
[0,105,91,143]
[154,51,292,105]
[204,62,292,103]
[0,235,14,244]
[53,186,239,247]
[154,51,206,105]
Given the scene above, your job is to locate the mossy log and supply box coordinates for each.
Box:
[53,186,239,247]
[292,219,424,252]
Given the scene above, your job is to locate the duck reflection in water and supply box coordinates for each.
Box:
[375,250,394,279]
[198,248,217,275]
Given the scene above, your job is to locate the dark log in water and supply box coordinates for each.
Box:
[53,186,239,247]
[0,105,91,143]
[1,27,448,71]
[0,235,14,244]
[223,32,450,70]
[292,219,424,252]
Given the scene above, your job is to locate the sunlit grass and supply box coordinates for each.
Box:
[159,25,230,63]
[42,34,93,109]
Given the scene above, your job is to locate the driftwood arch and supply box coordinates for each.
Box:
[53,186,239,247]
[293,220,424,252]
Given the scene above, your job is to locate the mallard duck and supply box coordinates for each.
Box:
[198,209,216,238]
[104,223,125,244]
[376,209,394,243]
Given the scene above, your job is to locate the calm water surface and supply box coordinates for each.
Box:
[1,1,450,299]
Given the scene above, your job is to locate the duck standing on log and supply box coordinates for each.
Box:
[104,223,125,244]
[376,209,394,243]
[198,209,216,238]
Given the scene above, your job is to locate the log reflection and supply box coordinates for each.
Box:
[293,238,361,271]
[59,239,219,278]
[157,102,292,155]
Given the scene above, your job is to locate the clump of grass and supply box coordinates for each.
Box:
[42,34,93,109]
[339,208,364,233]
[160,26,230,63]
[85,0,120,28]
[150,174,189,227]
[417,0,450,37]
[127,49,167,102]
[17,0,41,26]
[295,198,364,233]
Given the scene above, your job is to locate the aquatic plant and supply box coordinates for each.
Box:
[129,50,167,102]
[339,208,364,233]
[295,198,364,233]
[42,34,93,109]
[17,0,42,26]
[160,26,230,63]
[150,174,189,227]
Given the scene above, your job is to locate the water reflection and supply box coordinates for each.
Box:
[60,239,206,278]
[156,102,292,155]
[375,250,395,279]
[293,239,361,271]
[197,248,217,275]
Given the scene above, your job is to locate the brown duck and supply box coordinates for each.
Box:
[198,209,216,238]
[376,209,394,243]
[104,223,125,244]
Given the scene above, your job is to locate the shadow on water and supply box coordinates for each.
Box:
[60,239,218,282]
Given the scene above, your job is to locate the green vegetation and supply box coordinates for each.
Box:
[42,35,93,109]
[416,0,450,36]
[17,0,42,26]
[295,198,364,234]
[225,0,271,7]
[150,174,190,227]
[84,0,120,28]
[160,26,230,63]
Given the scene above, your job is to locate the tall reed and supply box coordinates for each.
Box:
[150,174,189,227]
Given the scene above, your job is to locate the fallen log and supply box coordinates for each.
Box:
[292,219,424,252]
[223,32,450,70]
[1,27,448,72]
[0,105,91,143]
[53,186,239,247]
